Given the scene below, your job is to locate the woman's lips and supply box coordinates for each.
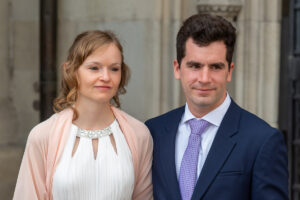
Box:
[94,85,111,90]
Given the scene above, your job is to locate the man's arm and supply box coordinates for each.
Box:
[251,129,289,200]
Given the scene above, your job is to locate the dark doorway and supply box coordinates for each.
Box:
[279,0,300,199]
[40,0,57,121]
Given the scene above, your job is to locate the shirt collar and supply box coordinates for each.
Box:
[182,93,231,127]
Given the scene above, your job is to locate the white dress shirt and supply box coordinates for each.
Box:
[175,94,231,179]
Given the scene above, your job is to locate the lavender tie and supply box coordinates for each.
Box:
[179,119,210,200]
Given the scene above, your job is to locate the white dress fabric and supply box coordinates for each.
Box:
[52,119,134,200]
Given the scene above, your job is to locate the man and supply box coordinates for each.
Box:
[145,14,288,200]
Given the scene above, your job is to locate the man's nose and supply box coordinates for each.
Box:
[198,67,210,83]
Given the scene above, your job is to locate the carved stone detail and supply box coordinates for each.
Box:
[197,3,242,21]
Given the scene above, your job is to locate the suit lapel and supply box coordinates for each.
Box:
[158,106,185,199]
[192,101,241,200]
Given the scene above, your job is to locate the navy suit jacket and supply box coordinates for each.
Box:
[145,100,288,200]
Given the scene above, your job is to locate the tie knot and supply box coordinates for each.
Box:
[188,119,210,136]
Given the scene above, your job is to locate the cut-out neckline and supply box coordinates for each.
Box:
[71,121,118,160]
[75,120,116,139]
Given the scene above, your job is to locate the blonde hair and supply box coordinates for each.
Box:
[53,30,130,120]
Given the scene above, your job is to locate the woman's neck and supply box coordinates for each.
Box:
[73,98,115,130]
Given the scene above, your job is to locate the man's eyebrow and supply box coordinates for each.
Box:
[186,61,203,66]
[209,62,226,67]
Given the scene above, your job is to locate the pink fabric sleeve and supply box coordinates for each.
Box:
[13,125,50,200]
[132,127,153,200]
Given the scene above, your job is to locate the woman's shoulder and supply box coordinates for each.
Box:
[27,113,57,144]
[28,109,73,144]
[112,107,152,140]
[122,111,148,130]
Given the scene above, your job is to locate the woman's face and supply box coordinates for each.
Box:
[76,43,122,105]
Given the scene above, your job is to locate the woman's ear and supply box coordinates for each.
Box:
[63,61,70,70]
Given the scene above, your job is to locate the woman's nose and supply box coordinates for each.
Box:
[99,68,110,81]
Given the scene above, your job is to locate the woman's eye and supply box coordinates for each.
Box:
[111,67,120,72]
[110,65,121,72]
[89,66,98,71]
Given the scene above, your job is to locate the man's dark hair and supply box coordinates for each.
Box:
[176,14,236,67]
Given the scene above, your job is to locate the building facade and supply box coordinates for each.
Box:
[1,0,297,199]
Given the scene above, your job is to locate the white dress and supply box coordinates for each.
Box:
[52,120,134,200]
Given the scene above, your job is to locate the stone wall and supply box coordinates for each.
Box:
[0,0,40,199]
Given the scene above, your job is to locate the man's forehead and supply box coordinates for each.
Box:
[184,41,227,57]
[186,60,226,65]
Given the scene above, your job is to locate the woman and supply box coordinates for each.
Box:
[13,30,153,200]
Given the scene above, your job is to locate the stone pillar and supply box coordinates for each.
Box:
[0,0,40,199]
[156,0,183,114]
[260,0,281,128]
[0,2,18,198]
[235,0,282,127]
[197,0,282,127]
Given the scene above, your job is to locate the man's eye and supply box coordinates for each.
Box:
[190,65,199,69]
[211,65,221,70]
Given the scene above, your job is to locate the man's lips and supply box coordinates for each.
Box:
[192,87,215,91]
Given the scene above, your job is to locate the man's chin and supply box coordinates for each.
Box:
[192,99,214,108]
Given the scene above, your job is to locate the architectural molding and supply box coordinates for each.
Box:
[197,0,242,21]
[197,4,242,21]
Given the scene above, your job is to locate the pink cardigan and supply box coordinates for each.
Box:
[13,107,153,200]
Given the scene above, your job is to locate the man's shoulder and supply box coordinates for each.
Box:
[223,100,278,133]
[221,101,283,151]
[145,106,185,128]
[240,107,274,129]
[231,103,280,139]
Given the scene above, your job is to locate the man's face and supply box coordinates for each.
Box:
[173,38,234,117]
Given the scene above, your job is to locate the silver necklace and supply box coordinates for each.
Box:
[76,126,112,139]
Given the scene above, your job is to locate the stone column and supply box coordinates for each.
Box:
[156,0,183,114]
[0,0,40,199]
[0,2,18,198]
[235,0,282,127]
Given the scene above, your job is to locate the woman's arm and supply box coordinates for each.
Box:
[13,125,49,200]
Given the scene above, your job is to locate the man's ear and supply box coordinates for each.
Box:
[227,62,234,82]
[173,59,181,80]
